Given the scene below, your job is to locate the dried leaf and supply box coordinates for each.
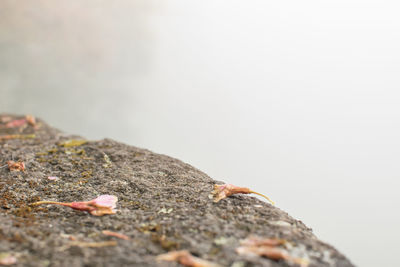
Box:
[157,250,222,267]
[236,236,309,267]
[102,230,130,240]
[212,184,274,204]
[7,161,25,172]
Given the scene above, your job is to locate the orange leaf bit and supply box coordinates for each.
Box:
[212,184,274,205]
[156,250,222,267]
[7,161,25,172]
[31,195,118,216]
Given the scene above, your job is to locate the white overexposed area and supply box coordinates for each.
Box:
[1,1,400,266]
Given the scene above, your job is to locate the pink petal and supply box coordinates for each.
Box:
[93,195,118,208]
[5,119,27,128]
[0,253,17,265]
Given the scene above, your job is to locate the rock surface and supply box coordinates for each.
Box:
[0,114,354,267]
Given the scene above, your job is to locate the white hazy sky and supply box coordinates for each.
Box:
[1,1,400,266]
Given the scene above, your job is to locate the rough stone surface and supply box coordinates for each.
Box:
[0,114,354,267]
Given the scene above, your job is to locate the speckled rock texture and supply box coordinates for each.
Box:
[0,114,354,267]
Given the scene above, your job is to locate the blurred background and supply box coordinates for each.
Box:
[1,1,399,266]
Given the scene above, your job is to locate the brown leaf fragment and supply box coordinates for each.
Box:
[156,250,222,267]
[7,161,25,172]
[212,184,274,204]
[102,230,130,240]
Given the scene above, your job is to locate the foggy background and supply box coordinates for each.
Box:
[1,1,399,266]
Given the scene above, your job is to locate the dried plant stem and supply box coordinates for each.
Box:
[31,201,71,207]
[249,191,275,205]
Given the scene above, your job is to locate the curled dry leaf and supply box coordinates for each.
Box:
[7,161,25,172]
[102,230,130,240]
[156,250,222,267]
[31,195,118,216]
[212,184,274,205]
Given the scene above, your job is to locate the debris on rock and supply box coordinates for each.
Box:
[31,195,118,216]
[7,161,25,172]
[212,183,274,204]
[236,236,309,267]
[102,230,130,240]
[157,250,222,267]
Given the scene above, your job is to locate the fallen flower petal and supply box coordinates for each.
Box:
[31,195,118,216]
[212,184,274,204]
[5,118,27,129]
[0,253,17,265]
[157,250,222,267]
[102,230,130,240]
[7,161,25,172]
[48,176,59,181]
